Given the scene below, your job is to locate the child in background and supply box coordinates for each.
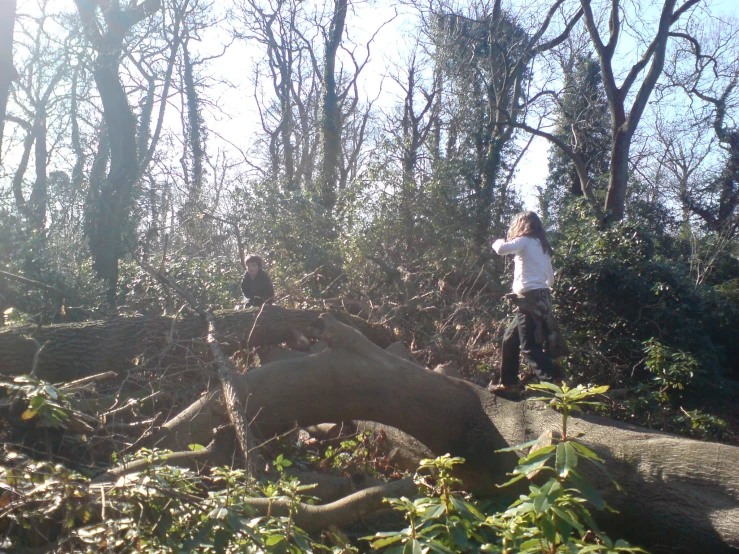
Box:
[241,255,275,308]
[488,211,566,399]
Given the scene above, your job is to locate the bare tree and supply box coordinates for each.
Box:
[233,0,308,191]
[7,5,68,233]
[382,45,439,236]
[667,16,739,237]
[580,0,702,222]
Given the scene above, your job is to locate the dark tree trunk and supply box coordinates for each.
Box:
[318,0,347,214]
[90,49,139,303]
[605,130,631,221]
[183,39,205,202]
[29,109,48,231]
[74,0,161,307]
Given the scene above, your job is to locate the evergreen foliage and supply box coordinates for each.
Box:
[540,53,611,230]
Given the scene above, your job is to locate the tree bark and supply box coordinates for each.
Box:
[0,307,393,382]
[0,0,17,156]
[318,0,347,214]
[74,0,161,305]
[161,314,739,552]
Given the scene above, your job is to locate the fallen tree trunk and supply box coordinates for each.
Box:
[0,307,393,382]
[160,314,739,553]
[4,310,738,551]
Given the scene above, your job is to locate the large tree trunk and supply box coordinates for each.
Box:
[160,314,738,553]
[74,0,161,306]
[0,307,392,382]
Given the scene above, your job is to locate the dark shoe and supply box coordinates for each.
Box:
[487,383,524,400]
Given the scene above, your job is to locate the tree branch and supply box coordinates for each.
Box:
[135,258,258,477]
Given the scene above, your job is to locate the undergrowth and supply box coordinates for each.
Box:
[1,382,647,553]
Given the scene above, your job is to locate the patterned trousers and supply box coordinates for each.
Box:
[498,288,566,386]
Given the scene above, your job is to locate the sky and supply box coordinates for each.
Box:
[196,0,738,210]
[5,0,738,212]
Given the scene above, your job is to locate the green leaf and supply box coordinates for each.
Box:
[533,479,562,515]
[29,395,45,410]
[208,506,229,520]
[213,528,230,554]
[403,539,423,554]
[21,409,37,420]
[449,519,468,547]
[526,382,562,394]
[555,442,577,478]
[539,513,557,543]
[497,472,527,488]
[496,438,548,452]
[551,506,584,535]
[265,534,285,546]
[188,444,206,451]
[570,441,603,462]
[567,471,604,511]
[521,444,557,462]
[370,535,403,548]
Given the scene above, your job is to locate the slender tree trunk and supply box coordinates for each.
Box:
[277,51,295,191]
[475,138,503,247]
[318,0,347,214]
[11,128,34,213]
[0,0,18,157]
[605,130,631,221]
[29,108,47,231]
[91,49,139,306]
[70,63,85,196]
[183,39,204,202]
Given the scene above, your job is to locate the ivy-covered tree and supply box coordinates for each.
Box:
[426,1,582,247]
[541,53,611,227]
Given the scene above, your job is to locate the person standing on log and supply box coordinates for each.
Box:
[241,255,275,308]
[488,211,566,399]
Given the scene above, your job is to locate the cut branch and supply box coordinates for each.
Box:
[136,259,258,476]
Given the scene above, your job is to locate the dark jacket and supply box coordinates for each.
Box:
[241,269,275,307]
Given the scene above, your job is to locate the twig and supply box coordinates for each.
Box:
[0,270,66,297]
[57,371,117,390]
[100,391,164,420]
[28,338,47,378]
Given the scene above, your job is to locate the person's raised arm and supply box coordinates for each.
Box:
[492,236,528,256]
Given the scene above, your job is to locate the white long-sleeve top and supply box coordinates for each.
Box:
[492,236,554,294]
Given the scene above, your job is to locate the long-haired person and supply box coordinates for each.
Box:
[489,211,566,398]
